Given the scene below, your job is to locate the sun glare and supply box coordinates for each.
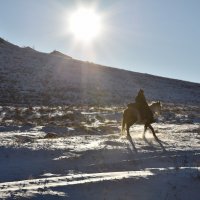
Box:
[68,7,102,43]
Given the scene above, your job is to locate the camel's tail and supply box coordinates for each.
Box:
[121,113,126,135]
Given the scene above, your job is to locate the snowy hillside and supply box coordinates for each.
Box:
[0,37,199,106]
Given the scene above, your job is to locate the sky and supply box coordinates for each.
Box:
[0,0,200,83]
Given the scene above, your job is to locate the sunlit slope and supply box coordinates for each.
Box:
[0,38,199,105]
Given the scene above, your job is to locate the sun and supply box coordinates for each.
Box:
[68,7,102,43]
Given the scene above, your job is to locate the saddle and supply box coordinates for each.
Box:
[127,102,137,109]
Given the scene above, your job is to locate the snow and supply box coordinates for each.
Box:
[0,103,199,199]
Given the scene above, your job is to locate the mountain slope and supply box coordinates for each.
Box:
[0,38,199,105]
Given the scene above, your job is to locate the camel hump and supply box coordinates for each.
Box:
[127,102,137,108]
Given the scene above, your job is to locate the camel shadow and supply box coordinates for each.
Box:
[126,134,138,153]
[125,131,166,154]
[142,133,166,152]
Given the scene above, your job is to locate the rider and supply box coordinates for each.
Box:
[135,89,155,123]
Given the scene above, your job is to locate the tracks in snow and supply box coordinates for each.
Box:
[0,167,199,194]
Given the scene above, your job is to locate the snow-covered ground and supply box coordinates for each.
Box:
[0,103,199,199]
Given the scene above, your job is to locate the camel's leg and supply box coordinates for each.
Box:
[126,124,131,137]
[127,120,136,137]
[148,124,159,141]
[143,124,148,138]
[148,124,166,152]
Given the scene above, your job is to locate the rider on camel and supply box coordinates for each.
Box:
[135,89,156,123]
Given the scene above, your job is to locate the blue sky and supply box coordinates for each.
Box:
[0,0,200,83]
